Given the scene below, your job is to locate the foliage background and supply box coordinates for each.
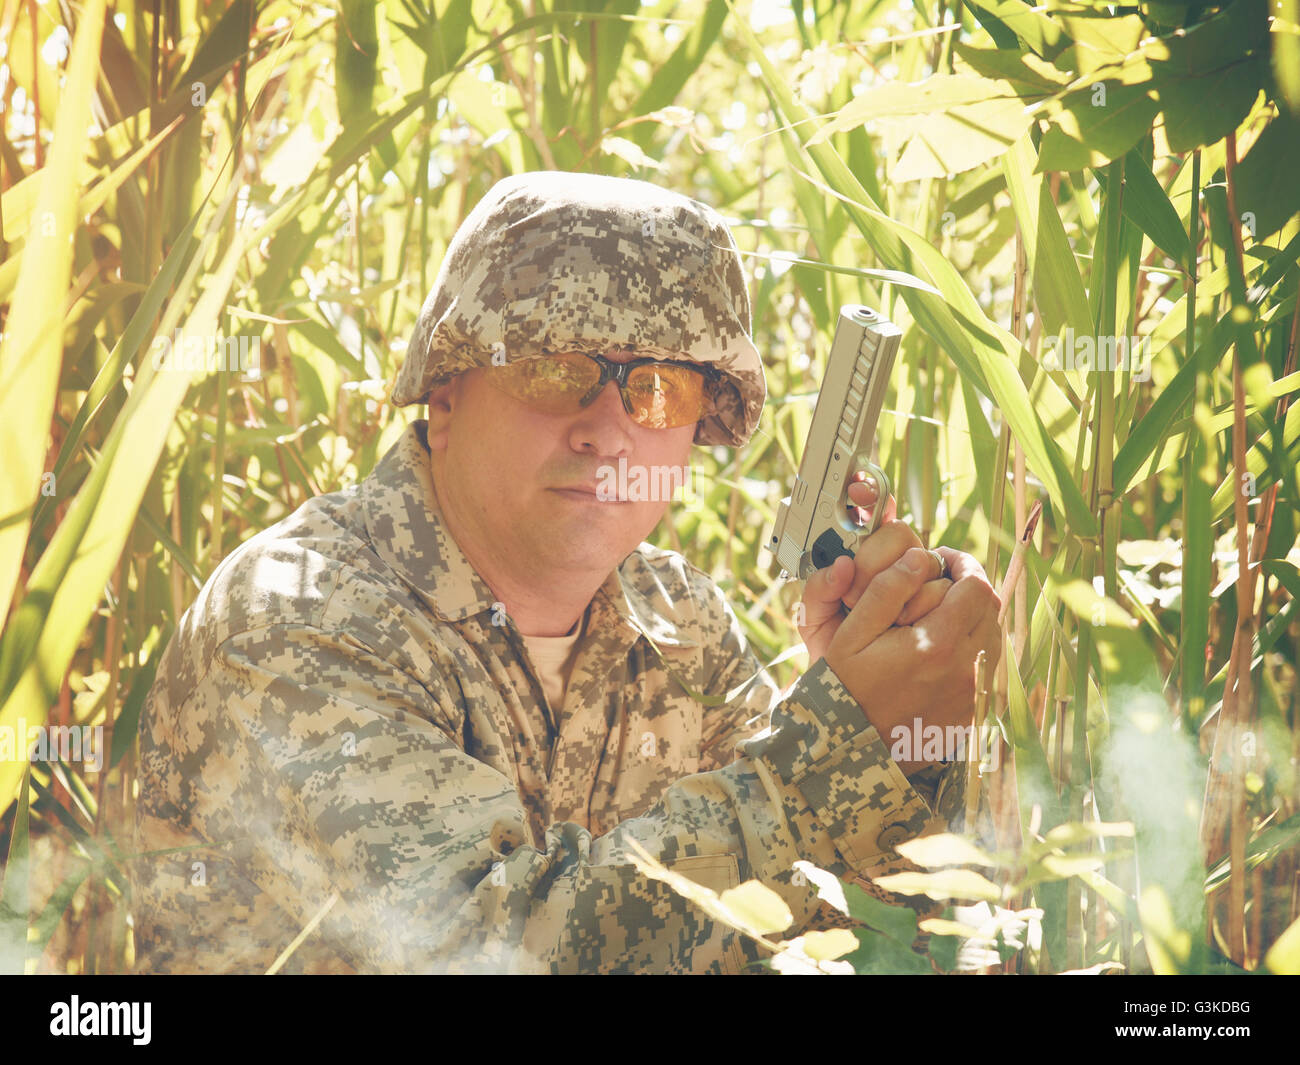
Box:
[0,0,1298,974]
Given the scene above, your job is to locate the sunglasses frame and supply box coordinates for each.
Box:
[493,351,718,428]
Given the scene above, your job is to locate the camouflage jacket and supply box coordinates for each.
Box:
[131,422,960,974]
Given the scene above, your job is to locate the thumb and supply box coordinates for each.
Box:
[799,555,854,635]
[834,548,932,651]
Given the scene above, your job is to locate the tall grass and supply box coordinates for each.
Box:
[0,0,1296,974]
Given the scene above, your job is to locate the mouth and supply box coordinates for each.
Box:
[550,485,630,504]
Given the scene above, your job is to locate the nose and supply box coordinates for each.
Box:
[569,380,636,457]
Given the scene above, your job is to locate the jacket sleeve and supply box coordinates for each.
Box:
[691,572,963,881]
[134,608,951,974]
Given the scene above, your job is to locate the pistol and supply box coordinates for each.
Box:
[768,305,901,580]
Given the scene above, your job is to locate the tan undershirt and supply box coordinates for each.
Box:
[521,609,587,719]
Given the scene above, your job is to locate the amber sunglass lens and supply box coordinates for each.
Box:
[625,363,707,429]
[488,353,600,413]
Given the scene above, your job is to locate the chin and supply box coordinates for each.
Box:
[553,525,649,570]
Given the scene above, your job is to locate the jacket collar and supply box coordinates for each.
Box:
[359,422,696,647]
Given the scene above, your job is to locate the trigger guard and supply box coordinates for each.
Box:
[846,460,891,535]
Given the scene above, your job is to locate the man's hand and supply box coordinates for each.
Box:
[788,469,1001,774]
[821,546,1001,773]
[798,472,950,667]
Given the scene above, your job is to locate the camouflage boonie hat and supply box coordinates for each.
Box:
[391,171,765,447]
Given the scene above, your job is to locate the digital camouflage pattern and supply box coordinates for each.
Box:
[131,423,963,974]
[391,171,766,448]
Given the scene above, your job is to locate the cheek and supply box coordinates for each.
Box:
[648,427,696,471]
[630,428,696,510]
[449,380,551,476]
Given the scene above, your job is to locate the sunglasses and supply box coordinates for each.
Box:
[484,351,714,430]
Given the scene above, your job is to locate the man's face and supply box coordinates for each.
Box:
[426,351,697,582]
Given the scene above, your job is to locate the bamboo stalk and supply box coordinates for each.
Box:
[964,648,991,837]
[1195,131,1259,966]
[997,500,1043,628]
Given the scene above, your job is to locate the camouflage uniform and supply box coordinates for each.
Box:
[131,172,963,973]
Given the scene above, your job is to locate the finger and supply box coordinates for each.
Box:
[799,555,855,635]
[933,548,1002,630]
[918,571,1002,646]
[834,548,935,651]
[846,472,897,527]
[895,578,953,626]
[846,474,876,528]
[841,521,924,608]
[935,547,995,591]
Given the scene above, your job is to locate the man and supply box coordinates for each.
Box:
[131,171,1000,974]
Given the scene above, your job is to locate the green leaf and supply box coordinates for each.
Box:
[110,641,167,770]
[1209,397,1300,519]
[1052,11,1147,76]
[1276,0,1300,115]
[894,832,997,868]
[27,207,198,545]
[843,926,934,975]
[793,860,919,944]
[1042,820,1134,847]
[961,1,1021,50]
[801,928,859,961]
[600,135,665,171]
[1232,110,1300,240]
[733,12,1095,534]
[0,209,199,705]
[717,880,794,936]
[872,868,1002,902]
[1157,59,1268,154]
[1,112,180,248]
[963,0,1068,58]
[1205,810,1300,891]
[953,43,1072,96]
[1039,853,1109,877]
[0,0,108,632]
[892,97,1035,181]
[1120,147,1190,268]
[572,0,639,126]
[628,0,728,139]
[926,923,962,971]
[1002,134,1093,338]
[805,74,1022,145]
[1145,0,1270,77]
[1037,82,1160,173]
[152,0,256,131]
[0,208,248,812]
[1004,627,1068,966]
[337,1,380,126]
[841,881,920,944]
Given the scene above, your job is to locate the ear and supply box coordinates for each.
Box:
[425,379,458,451]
